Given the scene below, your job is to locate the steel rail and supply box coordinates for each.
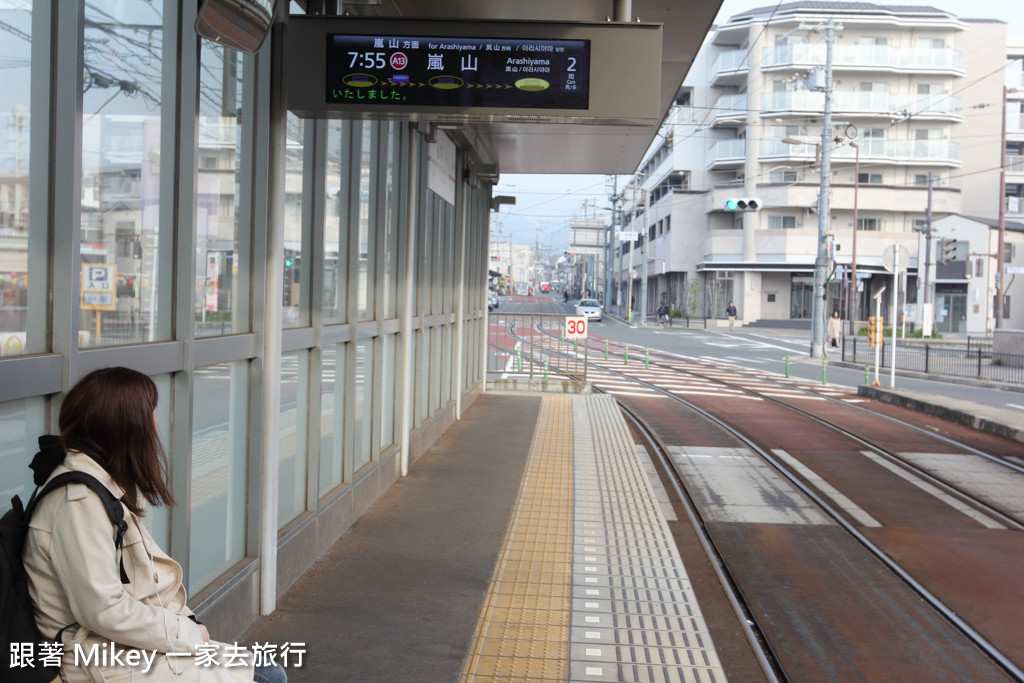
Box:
[583,360,1024,683]
[613,344,1024,531]
[617,401,785,683]
[643,343,1024,477]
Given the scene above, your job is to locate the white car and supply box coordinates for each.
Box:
[575,298,602,322]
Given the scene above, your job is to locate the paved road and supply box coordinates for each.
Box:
[500,294,1024,417]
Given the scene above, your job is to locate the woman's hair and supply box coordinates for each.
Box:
[59,367,174,515]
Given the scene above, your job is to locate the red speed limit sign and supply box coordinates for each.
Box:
[565,316,588,339]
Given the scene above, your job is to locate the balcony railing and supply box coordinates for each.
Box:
[712,93,747,118]
[762,44,963,72]
[710,139,746,166]
[761,138,960,163]
[1007,155,1024,173]
[761,91,962,118]
[713,50,750,74]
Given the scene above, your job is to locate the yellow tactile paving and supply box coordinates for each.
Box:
[460,396,573,683]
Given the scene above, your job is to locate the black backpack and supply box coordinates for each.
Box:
[1,438,129,683]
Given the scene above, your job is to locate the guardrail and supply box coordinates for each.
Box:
[487,312,589,381]
[841,337,1024,384]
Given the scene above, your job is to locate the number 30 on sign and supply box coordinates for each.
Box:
[565,316,587,339]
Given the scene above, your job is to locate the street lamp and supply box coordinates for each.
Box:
[782,137,822,166]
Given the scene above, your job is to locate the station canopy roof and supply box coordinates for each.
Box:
[294,0,722,175]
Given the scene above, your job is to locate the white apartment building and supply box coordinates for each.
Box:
[616,2,1022,334]
[568,217,608,298]
[488,240,534,294]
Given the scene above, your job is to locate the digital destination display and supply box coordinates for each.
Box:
[325,33,591,110]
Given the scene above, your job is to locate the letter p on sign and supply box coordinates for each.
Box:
[565,316,588,339]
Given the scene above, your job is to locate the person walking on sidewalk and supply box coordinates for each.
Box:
[827,309,843,348]
[726,301,737,329]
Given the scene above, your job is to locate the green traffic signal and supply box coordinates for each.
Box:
[724,197,760,212]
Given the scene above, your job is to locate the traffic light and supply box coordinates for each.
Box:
[724,197,761,212]
[938,239,956,265]
[868,315,883,346]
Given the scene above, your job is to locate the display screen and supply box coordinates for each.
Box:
[325,33,590,110]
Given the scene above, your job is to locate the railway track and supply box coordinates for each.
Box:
[495,318,1024,681]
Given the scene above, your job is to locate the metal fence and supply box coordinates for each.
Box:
[487,312,589,381]
[842,337,1024,384]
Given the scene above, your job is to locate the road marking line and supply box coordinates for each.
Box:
[772,449,882,527]
[861,451,1006,530]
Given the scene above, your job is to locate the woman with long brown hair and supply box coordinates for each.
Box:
[23,367,286,682]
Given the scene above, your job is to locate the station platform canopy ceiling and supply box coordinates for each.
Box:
[291,0,723,175]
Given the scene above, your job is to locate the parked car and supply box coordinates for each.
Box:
[488,293,498,311]
[574,298,602,322]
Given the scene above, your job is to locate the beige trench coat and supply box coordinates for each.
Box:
[24,452,254,682]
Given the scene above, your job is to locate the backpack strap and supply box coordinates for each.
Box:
[27,472,130,585]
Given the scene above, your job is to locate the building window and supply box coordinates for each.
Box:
[914,174,930,186]
[278,350,309,529]
[80,2,167,348]
[1005,242,1016,263]
[665,216,671,233]
[116,224,135,257]
[189,361,249,593]
[196,41,246,338]
[320,343,346,495]
[858,173,883,184]
[767,215,797,229]
[857,218,882,231]
[770,170,798,183]
[675,87,692,106]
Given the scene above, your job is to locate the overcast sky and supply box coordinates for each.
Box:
[492,0,1023,248]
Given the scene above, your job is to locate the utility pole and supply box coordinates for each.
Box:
[803,18,839,358]
[996,84,1008,329]
[605,176,623,313]
[923,173,934,336]
[639,185,650,326]
[847,141,859,338]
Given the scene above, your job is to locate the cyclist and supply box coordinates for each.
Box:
[656,301,671,327]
